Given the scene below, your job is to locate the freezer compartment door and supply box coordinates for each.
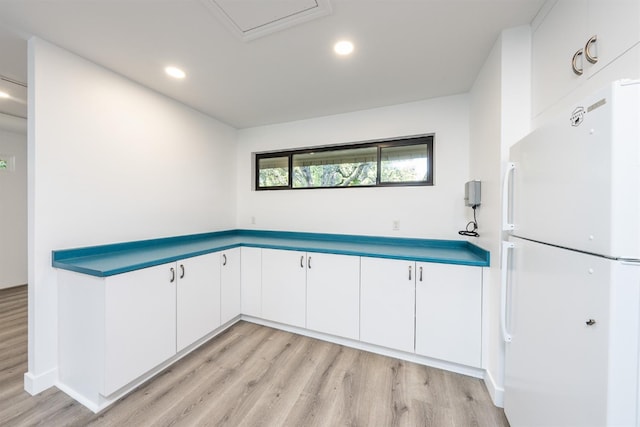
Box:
[508,80,640,259]
[503,237,640,427]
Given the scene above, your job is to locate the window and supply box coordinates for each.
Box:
[255,135,433,190]
[257,156,288,188]
[0,155,14,172]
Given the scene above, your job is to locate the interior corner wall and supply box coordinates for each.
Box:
[27,37,237,391]
[469,25,532,407]
[469,34,503,405]
[0,116,27,289]
[235,94,470,239]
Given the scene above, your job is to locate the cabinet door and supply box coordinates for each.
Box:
[261,248,306,328]
[221,248,241,324]
[415,262,482,367]
[360,257,415,353]
[176,252,221,352]
[103,262,176,395]
[532,0,587,117]
[241,247,262,317]
[306,253,360,340]
[588,0,640,77]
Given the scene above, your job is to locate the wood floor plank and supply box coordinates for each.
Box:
[0,285,509,427]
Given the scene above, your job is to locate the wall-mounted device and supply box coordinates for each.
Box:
[460,180,481,237]
[464,180,481,207]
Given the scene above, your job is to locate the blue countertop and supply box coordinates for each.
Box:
[52,229,490,277]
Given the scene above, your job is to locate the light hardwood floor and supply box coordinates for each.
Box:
[0,285,509,426]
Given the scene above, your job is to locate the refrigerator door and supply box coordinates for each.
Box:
[508,80,640,259]
[504,237,617,427]
[504,236,640,426]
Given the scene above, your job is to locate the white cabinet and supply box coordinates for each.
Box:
[306,252,360,340]
[59,251,226,407]
[220,248,241,324]
[260,249,360,337]
[532,0,586,117]
[261,248,307,328]
[176,253,221,352]
[415,262,482,368]
[104,263,177,395]
[588,0,640,75]
[58,262,177,403]
[241,247,262,317]
[360,257,415,353]
[532,0,640,116]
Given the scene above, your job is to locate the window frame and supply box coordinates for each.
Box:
[255,134,434,191]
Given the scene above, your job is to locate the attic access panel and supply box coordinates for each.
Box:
[202,0,332,41]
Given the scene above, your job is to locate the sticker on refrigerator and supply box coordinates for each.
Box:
[570,106,585,127]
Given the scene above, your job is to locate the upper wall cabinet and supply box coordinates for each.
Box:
[532,0,640,117]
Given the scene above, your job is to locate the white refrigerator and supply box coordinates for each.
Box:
[502,80,640,427]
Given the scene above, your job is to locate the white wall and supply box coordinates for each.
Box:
[0,115,27,289]
[469,25,532,407]
[26,38,237,392]
[236,94,471,239]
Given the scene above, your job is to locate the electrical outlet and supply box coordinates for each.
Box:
[251,216,256,225]
[392,220,400,231]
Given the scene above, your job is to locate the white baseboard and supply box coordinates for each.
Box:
[24,368,57,395]
[483,369,504,408]
[55,382,104,413]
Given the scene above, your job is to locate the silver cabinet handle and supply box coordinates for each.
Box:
[300,255,304,268]
[170,267,175,283]
[308,256,312,269]
[222,254,227,266]
[408,265,412,280]
[419,266,423,282]
[585,35,598,64]
[179,264,185,279]
[572,48,584,76]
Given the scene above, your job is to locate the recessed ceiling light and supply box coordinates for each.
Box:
[165,66,186,79]
[0,91,10,99]
[334,40,354,56]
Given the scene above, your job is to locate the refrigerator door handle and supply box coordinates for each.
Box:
[502,162,515,231]
[501,241,515,343]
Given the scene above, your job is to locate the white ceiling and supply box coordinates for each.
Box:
[0,0,545,128]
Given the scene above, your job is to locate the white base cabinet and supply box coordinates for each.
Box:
[221,248,241,324]
[415,262,482,368]
[240,247,262,317]
[57,243,484,413]
[177,253,221,352]
[58,251,234,411]
[359,257,483,363]
[306,253,360,340]
[59,263,177,403]
[259,249,361,339]
[104,263,177,395]
[261,248,307,328]
[360,257,416,353]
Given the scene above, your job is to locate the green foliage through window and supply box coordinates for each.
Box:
[256,135,433,190]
